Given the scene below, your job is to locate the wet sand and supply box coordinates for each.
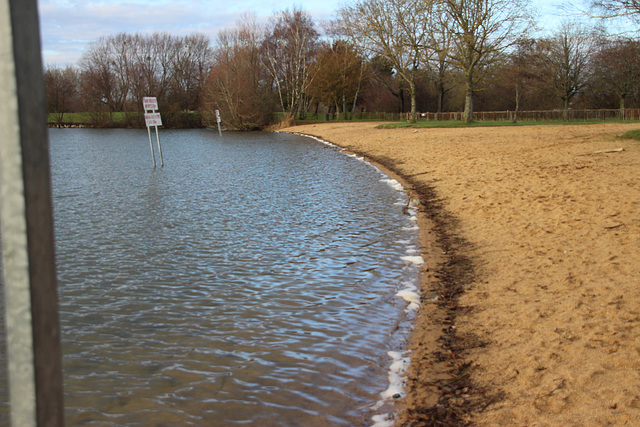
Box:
[282,122,640,425]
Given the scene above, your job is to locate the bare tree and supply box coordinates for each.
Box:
[80,38,116,116]
[338,0,435,122]
[204,14,274,130]
[168,34,212,111]
[545,21,598,118]
[322,21,370,118]
[308,40,368,119]
[263,8,320,120]
[427,5,456,113]
[110,34,136,112]
[591,0,640,20]
[590,37,640,117]
[503,38,550,121]
[130,32,173,109]
[444,0,532,123]
[80,32,212,125]
[80,33,137,115]
[44,65,80,124]
[368,55,406,113]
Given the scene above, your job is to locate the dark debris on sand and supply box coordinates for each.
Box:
[366,155,505,426]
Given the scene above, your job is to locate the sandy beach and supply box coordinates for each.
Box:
[282,122,640,425]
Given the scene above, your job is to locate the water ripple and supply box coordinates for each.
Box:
[0,129,422,426]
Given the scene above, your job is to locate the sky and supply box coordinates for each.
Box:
[37,0,595,66]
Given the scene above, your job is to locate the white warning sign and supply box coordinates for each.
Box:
[144,112,162,127]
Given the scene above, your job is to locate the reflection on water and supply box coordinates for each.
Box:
[0,129,421,425]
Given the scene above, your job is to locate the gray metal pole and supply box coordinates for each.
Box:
[154,126,164,167]
[0,1,65,426]
[147,126,157,168]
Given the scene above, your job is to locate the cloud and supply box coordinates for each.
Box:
[37,0,435,65]
[38,0,283,65]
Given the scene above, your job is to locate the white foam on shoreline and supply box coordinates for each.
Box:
[396,289,420,305]
[396,290,421,312]
[381,177,403,192]
[401,255,425,265]
[370,413,395,427]
[284,130,422,427]
[371,350,412,426]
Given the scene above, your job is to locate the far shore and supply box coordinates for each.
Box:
[282,122,640,425]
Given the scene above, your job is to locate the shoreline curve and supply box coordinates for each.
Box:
[282,125,474,424]
[282,121,640,425]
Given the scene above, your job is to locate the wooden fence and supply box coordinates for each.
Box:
[313,109,640,123]
[419,109,640,122]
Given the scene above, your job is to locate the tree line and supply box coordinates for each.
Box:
[45,0,640,129]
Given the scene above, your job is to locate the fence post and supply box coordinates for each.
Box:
[0,1,65,426]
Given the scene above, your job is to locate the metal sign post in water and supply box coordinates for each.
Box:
[144,97,164,167]
[216,109,222,136]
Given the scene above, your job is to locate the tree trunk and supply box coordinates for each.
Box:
[620,95,626,120]
[513,83,520,123]
[437,82,445,114]
[342,94,347,121]
[463,76,474,124]
[351,62,364,119]
[409,80,417,123]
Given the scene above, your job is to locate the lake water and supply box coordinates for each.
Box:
[0,129,421,425]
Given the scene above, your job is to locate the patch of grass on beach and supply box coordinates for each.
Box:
[376,121,517,129]
[377,119,640,129]
[619,129,640,140]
